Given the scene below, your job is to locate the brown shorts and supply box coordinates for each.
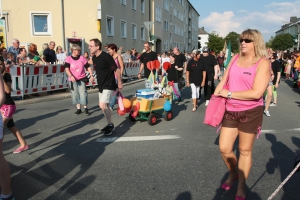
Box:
[222,106,263,133]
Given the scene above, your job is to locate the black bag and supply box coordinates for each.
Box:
[176,69,185,90]
[80,77,89,83]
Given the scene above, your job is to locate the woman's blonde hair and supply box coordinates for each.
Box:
[239,29,267,60]
[71,44,81,51]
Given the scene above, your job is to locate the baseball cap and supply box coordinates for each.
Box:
[202,46,209,52]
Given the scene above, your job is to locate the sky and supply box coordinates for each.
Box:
[189,0,300,42]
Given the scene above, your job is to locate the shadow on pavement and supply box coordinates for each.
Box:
[265,133,300,200]
[175,191,192,200]
[9,112,135,199]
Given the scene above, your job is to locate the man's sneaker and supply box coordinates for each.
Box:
[205,100,210,106]
[0,194,15,200]
[101,124,115,136]
[264,110,271,117]
[74,109,82,115]
[270,103,277,107]
[84,108,90,115]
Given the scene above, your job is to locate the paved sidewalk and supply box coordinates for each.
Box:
[15,79,144,106]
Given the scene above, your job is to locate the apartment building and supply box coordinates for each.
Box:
[152,0,200,53]
[2,0,198,54]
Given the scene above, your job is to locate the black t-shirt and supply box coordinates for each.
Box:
[201,54,217,78]
[140,51,158,79]
[272,60,281,85]
[3,73,15,105]
[166,63,179,83]
[43,48,57,63]
[174,53,187,68]
[92,52,118,92]
[187,59,206,86]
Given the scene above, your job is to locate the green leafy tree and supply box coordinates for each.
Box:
[271,34,294,50]
[207,34,224,53]
[225,31,240,53]
[266,36,275,48]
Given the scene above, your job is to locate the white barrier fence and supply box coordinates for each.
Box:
[7,61,142,99]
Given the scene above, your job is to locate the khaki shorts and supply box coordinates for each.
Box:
[99,90,113,103]
[222,106,263,133]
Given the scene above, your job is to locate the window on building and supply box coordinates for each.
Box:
[30,12,52,36]
[164,0,169,11]
[170,0,173,7]
[141,0,145,13]
[121,0,126,5]
[170,14,172,23]
[132,24,137,39]
[155,5,161,22]
[121,20,127,38]
[164,20,169,31]
[141,27,145,40]
[106,15,114,36]
[132,0,136,10]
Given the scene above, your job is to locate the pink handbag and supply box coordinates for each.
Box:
[203,55,239,127]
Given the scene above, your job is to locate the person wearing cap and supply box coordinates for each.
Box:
[201,46,219,106]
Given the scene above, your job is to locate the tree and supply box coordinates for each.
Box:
[225,31,240,53]
[271,34,294,51]
[207,34,224,53]
[266,36,275,48]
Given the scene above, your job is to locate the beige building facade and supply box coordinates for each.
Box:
[2,0,198,54]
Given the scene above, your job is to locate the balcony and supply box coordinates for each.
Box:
[188,13,191,19]
[188,39,191,44]
[188,26,191,31]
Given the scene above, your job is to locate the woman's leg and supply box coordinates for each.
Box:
[272,85,277,104]
[264,85,272,112]
[190,84,197,109]
[219,127,239,183]
[236,131,257,198]
[9,126,26,147]
[72,82,81,110]
[109,91,118,110]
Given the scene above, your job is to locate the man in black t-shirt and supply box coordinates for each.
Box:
[138,42,158,79]
[173,47,187,74]
[43,41,57,64]
[270,54,281,106]
[201,46,219,106]
[89,38,123,136]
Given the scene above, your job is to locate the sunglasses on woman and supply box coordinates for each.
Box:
[239,39,253,43]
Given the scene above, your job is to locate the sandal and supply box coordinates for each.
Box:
[191,107,197,112]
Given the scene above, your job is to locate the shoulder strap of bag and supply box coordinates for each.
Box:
[223,55,239,89]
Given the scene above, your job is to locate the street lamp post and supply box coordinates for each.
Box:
[283,21,300,51]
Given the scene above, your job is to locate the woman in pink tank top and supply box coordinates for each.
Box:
[214,29,270,200]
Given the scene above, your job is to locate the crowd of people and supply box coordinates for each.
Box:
[0,28,299,200]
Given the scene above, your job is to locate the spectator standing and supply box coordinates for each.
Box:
[117,46,123,55]
[215,29,269,200]
[131,48,137,61]
[83,51,89,61]
[28,44,41,63]
[138,42,158,79]
[217,51,225,80]
[186,51,206,111]
[56,46,66,63]
[17,48,30,64]
[1,48,7,60]
[89,39,123,136]
[7,38,20,63]
[64,45,94,115]
[201,46,219,106]
[269,54,281,107]
[43,41,57,64]
[122,50,132,63]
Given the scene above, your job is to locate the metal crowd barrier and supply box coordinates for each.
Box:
[7,61,142,100]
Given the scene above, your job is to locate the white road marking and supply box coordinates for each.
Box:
[96,135,181,143]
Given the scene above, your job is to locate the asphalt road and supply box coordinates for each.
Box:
[3,78,300,200]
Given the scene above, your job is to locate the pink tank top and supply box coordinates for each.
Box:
[226,57,264,111]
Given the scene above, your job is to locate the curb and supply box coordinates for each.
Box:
[15,79,144,106]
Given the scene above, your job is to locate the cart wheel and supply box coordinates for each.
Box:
[148,113,157,126]
[129,111,136,122]
[164,111,173,121]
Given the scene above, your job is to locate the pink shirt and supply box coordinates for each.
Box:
[65,56,88,81]
[226,57,264,111]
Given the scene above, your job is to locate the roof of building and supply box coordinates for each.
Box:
[198,27,209,34]
[187,0,200,17]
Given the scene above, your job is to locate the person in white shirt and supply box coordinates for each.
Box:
[56,46,67,63]
[161,52,171,74]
